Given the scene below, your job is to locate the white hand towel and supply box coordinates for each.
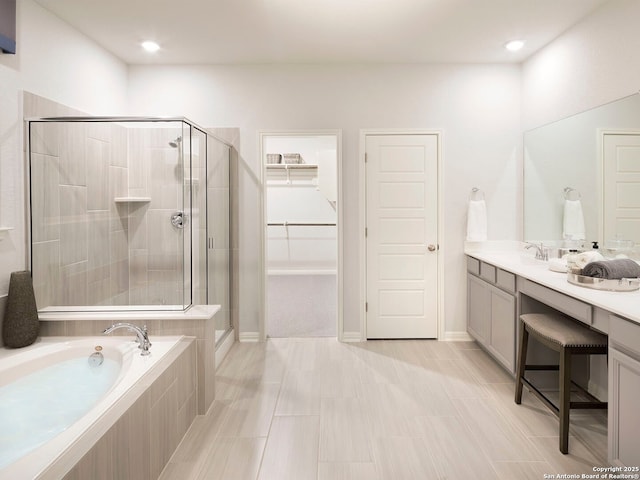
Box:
[563,199,585,240]
[573,251,605,269]
[466,200,487,242]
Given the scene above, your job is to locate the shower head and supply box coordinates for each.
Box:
[169,136,182,148]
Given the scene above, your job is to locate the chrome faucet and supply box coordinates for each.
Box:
[103,323,152,356]
[525,242,549,261]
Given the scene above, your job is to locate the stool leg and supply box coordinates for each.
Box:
[559,347,571,454]
[515,321,528,404]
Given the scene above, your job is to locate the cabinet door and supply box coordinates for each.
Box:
[467,274,490,345]
[609,347,640,466]
[488,285,516,373]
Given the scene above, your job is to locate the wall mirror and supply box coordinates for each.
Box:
[523,92,640,248]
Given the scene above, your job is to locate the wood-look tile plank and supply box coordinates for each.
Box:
[196,437,266,480]
[350,342,401,384]
[414,416,499,479]
[459,348,514,384]
[158,461,202,480]
[317,462,380,480]
[170,401,231,464]
[275,369,321,416]
[485,382,560,438]
[371,436,439,480]
[319,397,372,462]
[529,435,608,474]
[432,358,490,398]
[453,397,545,462]
[257,416,319,480]
[218,382,280,438]
[492,461,555,480]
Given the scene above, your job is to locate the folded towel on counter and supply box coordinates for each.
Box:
[466,200,487,241]
[563,199,585,240]
[548,258,568,273]
[572,251,605,270]
[581,258,640,279]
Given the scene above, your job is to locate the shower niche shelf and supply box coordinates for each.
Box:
[0,227,13,241]
[114,197,151,203]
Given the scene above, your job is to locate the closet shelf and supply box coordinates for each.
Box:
[266,164,317,170]
[114,197,151,203]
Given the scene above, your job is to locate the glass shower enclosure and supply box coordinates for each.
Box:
[27,118,232,341]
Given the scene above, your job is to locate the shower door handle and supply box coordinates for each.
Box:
[171,211,186,229]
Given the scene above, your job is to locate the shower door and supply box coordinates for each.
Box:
[28,118,193,311]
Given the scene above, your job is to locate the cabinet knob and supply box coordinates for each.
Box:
[428,244,437,252]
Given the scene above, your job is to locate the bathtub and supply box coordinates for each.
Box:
[0,335,187,480]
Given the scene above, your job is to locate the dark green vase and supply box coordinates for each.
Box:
[2,270,40,348]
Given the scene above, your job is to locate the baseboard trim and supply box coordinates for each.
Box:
[215,329,235,369]
[239,331,260,342]
[441,331,474,342]
[341,331,364,342]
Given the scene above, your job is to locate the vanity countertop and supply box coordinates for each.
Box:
[465,245,640,325]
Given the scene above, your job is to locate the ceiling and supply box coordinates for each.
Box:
[35,0,609,65]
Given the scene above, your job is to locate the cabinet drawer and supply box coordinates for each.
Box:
[480,262,496,283]
[610,315,640,358]
[467,257,480,275]
[496,269,516,294]
[519,278,592,325]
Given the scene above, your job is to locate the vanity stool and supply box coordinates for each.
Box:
[514,312,607,454]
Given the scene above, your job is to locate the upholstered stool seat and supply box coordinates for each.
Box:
[515,312,607,454]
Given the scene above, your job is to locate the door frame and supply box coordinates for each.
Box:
[259,130,344,341]
[597,128,640,246]
[358,129,444,341]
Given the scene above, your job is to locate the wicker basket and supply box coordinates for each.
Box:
[282,153,302,164]
[266,153,282,164]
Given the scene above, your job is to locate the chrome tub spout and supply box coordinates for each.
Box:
[103,323,152,356]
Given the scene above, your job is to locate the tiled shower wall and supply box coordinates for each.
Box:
[30,121,131,308]
[28,108,186,308]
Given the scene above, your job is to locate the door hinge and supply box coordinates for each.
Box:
[365,302,368,312]
[365,227,368,237]
[365,152,368,163]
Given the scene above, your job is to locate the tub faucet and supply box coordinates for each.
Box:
[525,242,549,261]
[103,323,152,356]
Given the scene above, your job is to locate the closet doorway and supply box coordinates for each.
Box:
[260,132,342,339]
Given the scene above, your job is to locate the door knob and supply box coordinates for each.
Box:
[427,244,437,252]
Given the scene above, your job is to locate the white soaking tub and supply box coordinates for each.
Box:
[0,335,185,480]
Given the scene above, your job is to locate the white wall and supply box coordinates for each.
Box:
[128,63,522,338]
[521,0,640,400]
[0,0,127,302]
[522,0,640,130]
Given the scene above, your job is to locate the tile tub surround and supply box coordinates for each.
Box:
[38,305,220,415]
[0,336,196,480]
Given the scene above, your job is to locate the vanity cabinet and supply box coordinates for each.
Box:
[609,315,640,466]
[467,258,516,373]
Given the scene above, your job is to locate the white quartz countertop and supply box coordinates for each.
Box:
[38,304,221,322]
[465,245,640,325]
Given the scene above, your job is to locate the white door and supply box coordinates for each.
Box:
[365,134,439,339]
[603,133,640,246]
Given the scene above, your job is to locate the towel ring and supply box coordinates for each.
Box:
[470,187,485,201]
[563,187,581,201]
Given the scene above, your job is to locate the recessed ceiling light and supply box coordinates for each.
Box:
[505,40,524,52]
[141,41,160,53]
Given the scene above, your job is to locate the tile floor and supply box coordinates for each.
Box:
[159,338,608,480]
